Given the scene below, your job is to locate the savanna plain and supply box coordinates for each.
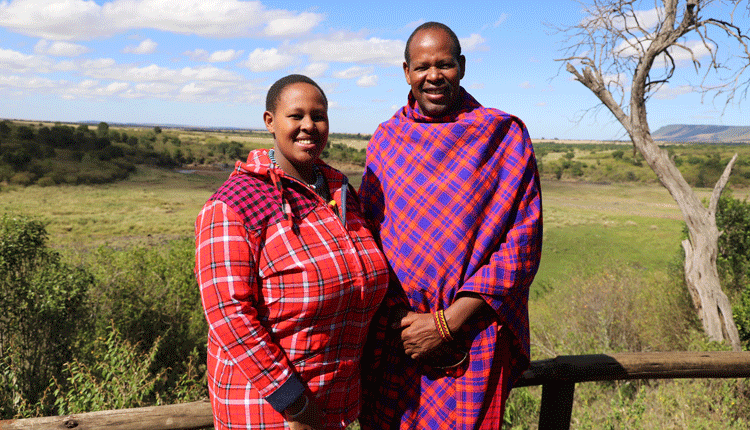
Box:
[1,122,749,429]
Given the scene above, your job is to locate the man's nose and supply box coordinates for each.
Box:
[426,66,441,81]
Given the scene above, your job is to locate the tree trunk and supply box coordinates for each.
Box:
[629,132,741,351]
[682,227,741,351]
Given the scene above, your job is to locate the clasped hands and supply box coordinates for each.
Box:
[390,307,446,360]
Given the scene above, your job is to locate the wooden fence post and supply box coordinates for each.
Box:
[538,382,575,430]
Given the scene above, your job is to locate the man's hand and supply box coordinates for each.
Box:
[397,311,443,359]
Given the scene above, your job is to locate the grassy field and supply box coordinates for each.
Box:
[0,165,722,285]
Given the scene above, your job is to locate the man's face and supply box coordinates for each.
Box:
[403,28,465,117]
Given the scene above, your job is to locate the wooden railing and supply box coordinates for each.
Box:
[1,351,748,430]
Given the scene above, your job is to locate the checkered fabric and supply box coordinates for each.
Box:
[358,88,543,430]
[195,149,389,429]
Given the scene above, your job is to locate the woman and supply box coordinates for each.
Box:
[195,74,389,430]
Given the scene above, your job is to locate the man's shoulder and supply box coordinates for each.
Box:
[467,103,516,122]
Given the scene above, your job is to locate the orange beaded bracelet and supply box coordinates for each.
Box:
[433,309,454,342]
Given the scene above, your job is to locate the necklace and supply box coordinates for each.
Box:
[268,149,325,192]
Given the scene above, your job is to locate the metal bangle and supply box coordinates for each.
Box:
[285,394,309,419]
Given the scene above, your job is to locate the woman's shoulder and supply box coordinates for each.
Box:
[209,173,284,232]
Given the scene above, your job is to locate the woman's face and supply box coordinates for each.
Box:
[264,82,329,179]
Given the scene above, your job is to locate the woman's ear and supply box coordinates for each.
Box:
[263,111,275,135]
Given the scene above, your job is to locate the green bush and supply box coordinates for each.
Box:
[52,326,167,414]
[84,238,206,378]
[531,265,696,356]
[0,215,93,416]
[715,193,750,348]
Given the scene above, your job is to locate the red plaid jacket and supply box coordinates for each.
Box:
[195,149,389,429]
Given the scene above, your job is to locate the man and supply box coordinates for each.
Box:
[358,22,543,429]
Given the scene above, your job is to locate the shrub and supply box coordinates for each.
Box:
[84,238,207,379]
[52,326,167,414]
[0,215,93,416]
[530,265,696,356]
[715,193,750,348]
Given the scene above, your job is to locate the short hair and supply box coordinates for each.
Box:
[404,22,462,66]
[265,74,328,112]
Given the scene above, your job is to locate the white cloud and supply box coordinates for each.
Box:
[0,74,62,90]
[99,81,129,95]
[460,34,485,52]
[184,49,209,61]
[135,82,180,94]
[209,49,243,63]
[34,40,90,57]
[611,7,664,33]
[180,82,210,96]
[296,33,403,65]
[519,81,534,89]
[493,14,509,27]
[653,83,695,100]
[0,48,54,73]
[242,48,295,72]
[82,62,243,84]
[53,60,78,71]
[301,62,328,78]
[469,82,485,90]
[124,39,158,55]
[264,12,325,37]
[333,66,374,79]
[184,49,243,63]
[83,58,117,69]
[401,20,425,32]
[0,0,324,40]
[356,75,378,87]
[615,37,713,69]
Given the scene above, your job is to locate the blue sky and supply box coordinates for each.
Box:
[0,0,747,140]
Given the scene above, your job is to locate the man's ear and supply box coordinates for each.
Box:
[403,61,411,85]
[458,55,466,80]
[263,111,274,135]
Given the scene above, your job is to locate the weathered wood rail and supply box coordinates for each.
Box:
[1,351,748,430]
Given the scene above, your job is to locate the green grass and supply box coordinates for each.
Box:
[0,166,226,250]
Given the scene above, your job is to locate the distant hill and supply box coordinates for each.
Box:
[652,124,750,143]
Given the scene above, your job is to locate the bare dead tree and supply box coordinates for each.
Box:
[558,0,750,350]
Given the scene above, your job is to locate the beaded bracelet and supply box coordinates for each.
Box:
[433,309,454,342]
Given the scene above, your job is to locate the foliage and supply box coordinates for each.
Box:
[321,142,367,166]
[52,326,167,414]
[0,215,207,419]
[83,237,207,378]
[716,193,750,294]
[51,325,207,415]
[0,215,93,415]
[533,141,750,187]
[715,193,750,348]
[531,265,697,356]
[0,121,176,186]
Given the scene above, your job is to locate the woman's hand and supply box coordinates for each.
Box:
[397,311,443,359]
[285,395,323,430]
